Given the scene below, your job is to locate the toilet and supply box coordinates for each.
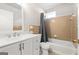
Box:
[40,42,51,55]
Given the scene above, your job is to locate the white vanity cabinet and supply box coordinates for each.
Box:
[0,34,41,55]
[0,43,21,55]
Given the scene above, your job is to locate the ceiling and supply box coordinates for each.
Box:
[29,3,61,11]
[6,3,22,9]
[29,3,76,13]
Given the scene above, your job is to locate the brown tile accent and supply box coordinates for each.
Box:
[78,40,79,44]
[13,25,22,31]
[25,25,39,34]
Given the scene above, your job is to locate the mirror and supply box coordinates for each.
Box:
[22,4,40,34]
[0,3,13,35]
[0,3,22,36]
[11,3,22,32]
[0,9,13,35]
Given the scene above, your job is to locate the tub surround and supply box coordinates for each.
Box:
[45,16,77,41]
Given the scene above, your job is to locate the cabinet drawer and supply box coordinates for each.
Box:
[21,39,33,55]
[0,43,20,55]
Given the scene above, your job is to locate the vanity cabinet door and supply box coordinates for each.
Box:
[21,39,33,55]
[32,36,41,55]
[0,43,20,55]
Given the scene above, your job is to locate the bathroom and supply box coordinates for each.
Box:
[0,3,79,55]
[24,3,78,55]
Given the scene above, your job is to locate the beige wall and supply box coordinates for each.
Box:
[23,4,40,31]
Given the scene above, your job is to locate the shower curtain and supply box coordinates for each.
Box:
[40,13,48,42]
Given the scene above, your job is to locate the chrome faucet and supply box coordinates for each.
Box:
[13,32,17,37]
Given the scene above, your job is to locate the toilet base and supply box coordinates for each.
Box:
[40,42,51,55]
[42,50,48,55]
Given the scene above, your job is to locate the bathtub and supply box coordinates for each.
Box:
[48,38,77,55]
[78,44,79,55]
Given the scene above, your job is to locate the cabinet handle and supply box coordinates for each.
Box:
[19,44,21,51]
[22,43,24,50]
[36,40,38,42]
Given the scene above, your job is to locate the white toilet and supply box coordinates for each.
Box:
[40,42,51,55]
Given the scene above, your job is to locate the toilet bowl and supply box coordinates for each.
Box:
[40,42,51,55]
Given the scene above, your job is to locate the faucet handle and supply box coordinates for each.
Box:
[17,33,20,36]
[13,32,17,37]
[8,34,11,38]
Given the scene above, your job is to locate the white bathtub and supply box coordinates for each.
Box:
[48,38,77,55]
[78,44,79,55]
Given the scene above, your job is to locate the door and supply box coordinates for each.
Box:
[32,36,41,55]
[0,43,20,55]
[21,39,32,55]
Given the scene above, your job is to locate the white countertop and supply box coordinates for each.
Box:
[0,34,41,48]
